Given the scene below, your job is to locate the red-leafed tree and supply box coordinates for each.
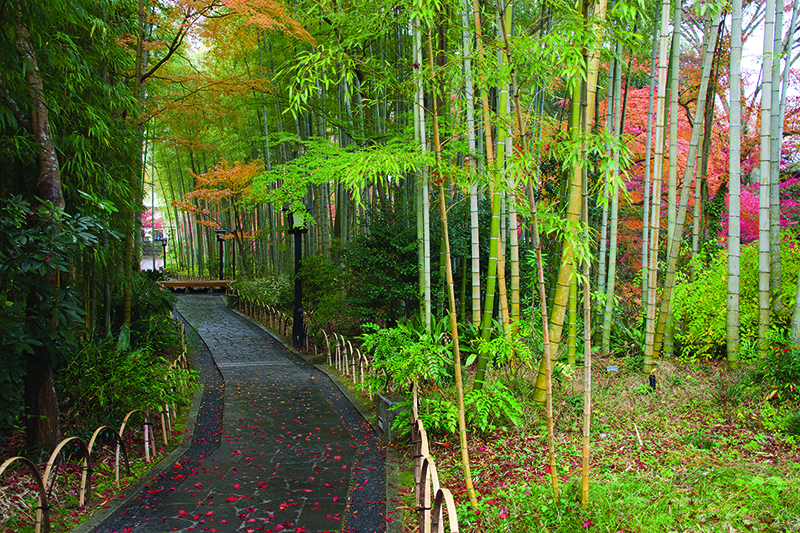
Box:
[173,159,263,278]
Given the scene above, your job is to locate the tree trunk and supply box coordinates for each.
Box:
[643,0,673,373]
[413,21,432,332]
[427,26,479,510]
[666,2,682,252]
[602,47,623,355]
[531,0,607,402]
[595,62,614,308]
[470,0,499,389]
[770,0,783,312]
[728,0,743,366]
[568,276,577,365]
[642,2,659,310]
[759,0,775,359]
[652,14,722,360]
[494,0,562,495]
[16,16,64,454]
[462,0,481,327]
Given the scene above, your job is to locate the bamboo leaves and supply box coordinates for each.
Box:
[284,47,356,118]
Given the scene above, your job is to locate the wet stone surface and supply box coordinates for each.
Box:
[95,294,385,533]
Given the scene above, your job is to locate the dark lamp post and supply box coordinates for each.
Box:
[154,235,168,270]
[286,208,309,350]
[215,228,226,280]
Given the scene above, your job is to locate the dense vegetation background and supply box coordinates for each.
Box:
[2,0,800,530]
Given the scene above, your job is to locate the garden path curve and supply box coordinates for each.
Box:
[89,293,386,533]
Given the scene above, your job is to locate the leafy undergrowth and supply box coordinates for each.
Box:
[419,359,800,533]
[0,416,189,532]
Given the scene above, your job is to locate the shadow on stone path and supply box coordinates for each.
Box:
[91,294,386,533]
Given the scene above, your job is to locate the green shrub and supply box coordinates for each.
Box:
[786,410,800,436]
[129,314,183,359]
[465,380,524,433]
[232,269,358,345]
[56,327,197,430]
[753,348,800,401]
[391,393,459,438]
[343,209,419,324]
[388,380,524,438]
[673,237,800,359]
[0,196,112,427]
[298,255,348,334]
[110,271,176,332]
[232,275,293,311]
[358,317,453,397]
[760,402,800,443]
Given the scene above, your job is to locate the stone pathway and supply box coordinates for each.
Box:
[90,294,386,533]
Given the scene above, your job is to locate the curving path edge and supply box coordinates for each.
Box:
[76,293,399,533]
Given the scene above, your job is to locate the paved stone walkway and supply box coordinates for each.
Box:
[92,294,386,533]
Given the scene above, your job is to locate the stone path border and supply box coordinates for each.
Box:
[75,294,403,533]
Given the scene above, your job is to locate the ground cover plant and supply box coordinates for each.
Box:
[423,358,800,532]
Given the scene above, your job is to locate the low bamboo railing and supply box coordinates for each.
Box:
[411,410,460,532]
[0,316,191,533]
[231,292,373,385]
[231,290,314,349]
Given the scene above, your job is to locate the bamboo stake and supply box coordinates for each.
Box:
[427,28,479,511]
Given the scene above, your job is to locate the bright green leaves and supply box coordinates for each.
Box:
[675,238,800,360]
[464,381,524,433]
[250,137,430,210]
[472,325,534,368]
[359,320,454,397]
[284,45,356,118]
[693,0,725,18]
[408,0,443,27]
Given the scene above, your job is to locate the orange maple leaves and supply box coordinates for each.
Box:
[173,159,263,229]
[222,0,313,43]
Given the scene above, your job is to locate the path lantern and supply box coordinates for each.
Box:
[154,235,168,270]
[286,206,309,350]
[215,228,226,280]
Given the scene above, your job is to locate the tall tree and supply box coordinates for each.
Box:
[641,2,660,310]
[602,46,623,355]
[426,25,479,511]
[652,13,722,361]
[759,0,776,359]
[532,0,612,401]
[769,0,784,313]
[643,0,673,373]
[414,21,432,332]
[461,0,481,328]
[2,0,135,453]
[728,0,743,367]
[15,11,65,454]
[471,0,500,389]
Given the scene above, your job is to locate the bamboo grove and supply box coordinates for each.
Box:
[3,0,800,511]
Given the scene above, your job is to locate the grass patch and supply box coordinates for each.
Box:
[426,359,800,532]
[456,464,800,532]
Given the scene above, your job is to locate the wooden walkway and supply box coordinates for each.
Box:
[157,280,232,289]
